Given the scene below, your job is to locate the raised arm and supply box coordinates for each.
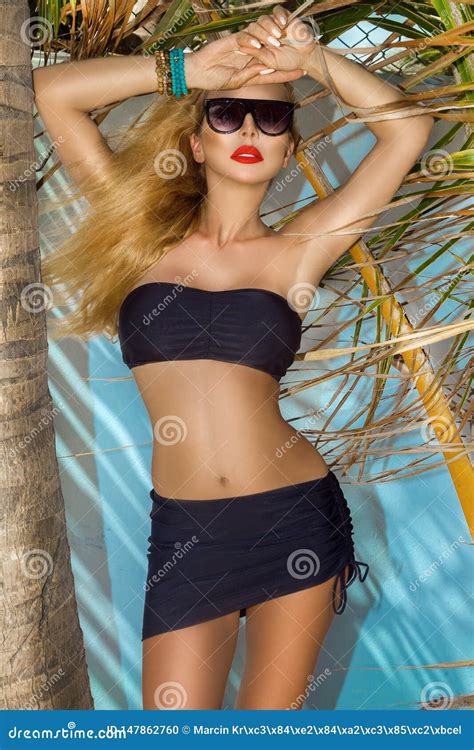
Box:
[32,54,161,188]
[288,43,433,283]
[33,39,305,190]
[236,4,435,285]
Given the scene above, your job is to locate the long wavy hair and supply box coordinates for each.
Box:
[41,83,302,343]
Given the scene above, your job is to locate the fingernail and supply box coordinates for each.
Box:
[267,36,280,47]
[259,68,276,75]
[250,39,261,48]
[272,26,281,37]
[279,15,286,24]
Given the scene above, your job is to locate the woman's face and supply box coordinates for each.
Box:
[190,84,295,185]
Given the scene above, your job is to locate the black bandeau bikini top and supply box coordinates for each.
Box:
[117,281,303,382]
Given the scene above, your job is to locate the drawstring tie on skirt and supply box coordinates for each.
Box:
[332,559,370,614]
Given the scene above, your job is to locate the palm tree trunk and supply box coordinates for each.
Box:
[0,0,93,709]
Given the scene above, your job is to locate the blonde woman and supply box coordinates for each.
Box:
[34,4,433,710]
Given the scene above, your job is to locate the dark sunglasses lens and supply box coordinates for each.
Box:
[207,100,244,132]
[255,102,293,134]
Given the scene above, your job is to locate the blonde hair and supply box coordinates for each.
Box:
[41,83,301,342]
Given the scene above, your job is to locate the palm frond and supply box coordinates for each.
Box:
[32,1,473,528]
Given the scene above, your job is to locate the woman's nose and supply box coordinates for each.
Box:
[239,112,258,136]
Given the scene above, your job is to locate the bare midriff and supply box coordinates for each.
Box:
[132,357,329,501]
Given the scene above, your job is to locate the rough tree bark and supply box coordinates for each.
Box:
[0,0,93,709]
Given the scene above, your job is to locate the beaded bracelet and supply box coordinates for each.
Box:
[154,48,188,97]
[170,47,189,97]
[170,47,188,96]
[154,50,173,96]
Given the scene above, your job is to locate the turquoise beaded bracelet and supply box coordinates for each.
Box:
[170,47,188,97]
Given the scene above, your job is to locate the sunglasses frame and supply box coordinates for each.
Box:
[203,97,296,137]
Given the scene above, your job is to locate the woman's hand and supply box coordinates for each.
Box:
[186,29,306,91]
[235,4,317,74]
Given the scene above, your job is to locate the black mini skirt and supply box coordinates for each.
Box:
[142,469,369,641]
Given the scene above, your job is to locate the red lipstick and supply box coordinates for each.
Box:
[230,145,264,163]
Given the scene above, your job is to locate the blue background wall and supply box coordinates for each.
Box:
[36,47,473,710]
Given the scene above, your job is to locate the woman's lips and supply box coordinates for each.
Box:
[230,146,264,163]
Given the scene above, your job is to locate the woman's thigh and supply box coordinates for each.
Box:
[142,609,241,709]
[236,571,345,710]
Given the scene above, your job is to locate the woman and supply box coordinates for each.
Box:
[34,4,434,710]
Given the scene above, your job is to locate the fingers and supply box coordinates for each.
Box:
[272,5,290,29]
[243,62,275,77]
[257,68,306,85]
[273,68,306,83]
[243,17,283,49]
[237,58,305,87]
[236,37,276,66]
[234,8,308,75]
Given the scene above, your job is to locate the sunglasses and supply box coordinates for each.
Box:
[203,97,296,137]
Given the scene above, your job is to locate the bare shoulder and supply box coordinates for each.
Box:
[274,122,434,290]
[135,233,205,286]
